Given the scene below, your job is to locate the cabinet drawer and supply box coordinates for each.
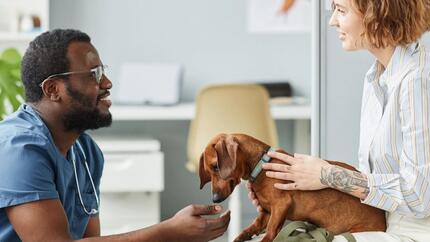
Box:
[101,217,159,235]
[99,193,160,235]
[100,192,159,219]
[100,152,164,192]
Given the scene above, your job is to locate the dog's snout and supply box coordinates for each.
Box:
[212,193,224,203]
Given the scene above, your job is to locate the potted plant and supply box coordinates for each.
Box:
[0,48,24,120]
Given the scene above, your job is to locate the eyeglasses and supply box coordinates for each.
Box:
[39,65,108,88]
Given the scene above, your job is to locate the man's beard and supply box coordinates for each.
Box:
[63,83,112,132]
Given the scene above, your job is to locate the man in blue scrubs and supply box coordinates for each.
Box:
[0,29,230,242]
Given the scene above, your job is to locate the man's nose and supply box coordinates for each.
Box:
[100,75,113,89]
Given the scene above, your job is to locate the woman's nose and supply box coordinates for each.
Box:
[328,12,338,27]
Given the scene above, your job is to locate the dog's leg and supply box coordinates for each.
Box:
[233,212,270,242]
[260,202,290,242]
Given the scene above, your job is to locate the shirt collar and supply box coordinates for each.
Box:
[22,103,57,142]
[22,103,86,161]
[366,43,420,85]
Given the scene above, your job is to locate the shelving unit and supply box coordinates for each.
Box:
[0,0,49,51]
[0,33,41,42]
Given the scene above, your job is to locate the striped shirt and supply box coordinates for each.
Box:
[359,42,430,217]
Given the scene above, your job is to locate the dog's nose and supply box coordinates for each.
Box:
[212,193,223,203]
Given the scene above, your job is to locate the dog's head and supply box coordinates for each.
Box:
[199,133,248,203]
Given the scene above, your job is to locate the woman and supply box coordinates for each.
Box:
[249,0,430,241]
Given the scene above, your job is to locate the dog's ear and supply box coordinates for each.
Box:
[214,135,239,178]
[199,152,211,189]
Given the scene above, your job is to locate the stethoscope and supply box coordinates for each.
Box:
[70,141,100,215]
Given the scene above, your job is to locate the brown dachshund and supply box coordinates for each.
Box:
[199,133,386,242]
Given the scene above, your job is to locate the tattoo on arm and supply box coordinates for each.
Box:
[320,165,370,199]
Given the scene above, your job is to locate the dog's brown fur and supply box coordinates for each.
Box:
[199,133,386,242]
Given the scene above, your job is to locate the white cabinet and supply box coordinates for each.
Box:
[95,138,164,235]
[100,193,160,235]
[100,152,164,192]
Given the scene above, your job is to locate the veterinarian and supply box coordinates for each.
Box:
[0,29,230,242]
[249,0,430,241]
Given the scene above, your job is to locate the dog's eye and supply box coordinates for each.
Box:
[212,164,219,172]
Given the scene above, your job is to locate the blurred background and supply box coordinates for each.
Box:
[0,0,429,241]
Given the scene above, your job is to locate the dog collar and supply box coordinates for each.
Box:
[250,147,275,182]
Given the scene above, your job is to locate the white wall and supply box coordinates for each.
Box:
[50,0,312,101]
[423,32,430,46]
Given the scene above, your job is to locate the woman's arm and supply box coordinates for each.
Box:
[320,164,369,200]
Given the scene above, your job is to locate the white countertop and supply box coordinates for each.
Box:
[110,101,311,121]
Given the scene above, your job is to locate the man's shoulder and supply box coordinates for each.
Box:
[0,124,49,144]
[0,129,51,157]
[0,105,49,142]
[0,123,49,148]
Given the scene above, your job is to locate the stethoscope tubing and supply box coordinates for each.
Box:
[71,140,100,215]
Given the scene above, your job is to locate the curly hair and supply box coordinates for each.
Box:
[21,29,91,102]
[351,0,430,48]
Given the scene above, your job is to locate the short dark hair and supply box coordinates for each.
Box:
[21,29,91,102]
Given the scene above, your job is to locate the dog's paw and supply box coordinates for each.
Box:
[233,237,247,242]
[259,235,276,242]
[233,231,254,242]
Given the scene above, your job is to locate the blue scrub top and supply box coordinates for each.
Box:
[0,104,104,241]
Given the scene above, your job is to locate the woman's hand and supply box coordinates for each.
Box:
[247,151,369,211]
[247,152,332,212]
[264,152,332,191]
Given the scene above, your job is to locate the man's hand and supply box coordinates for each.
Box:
[165,204,230,242]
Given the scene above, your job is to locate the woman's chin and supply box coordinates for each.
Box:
[341,42,360,51]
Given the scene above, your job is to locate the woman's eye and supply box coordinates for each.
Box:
[337,8,345,14]
[332,5,345,14]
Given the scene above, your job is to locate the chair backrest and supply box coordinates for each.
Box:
[186,84,279,172]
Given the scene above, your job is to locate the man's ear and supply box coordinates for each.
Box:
[214,135,239,178]
[199,153,211,189]
[41,79,61,101]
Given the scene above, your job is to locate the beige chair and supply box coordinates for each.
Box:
[186,84,279,241]
[186,84,279,172]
